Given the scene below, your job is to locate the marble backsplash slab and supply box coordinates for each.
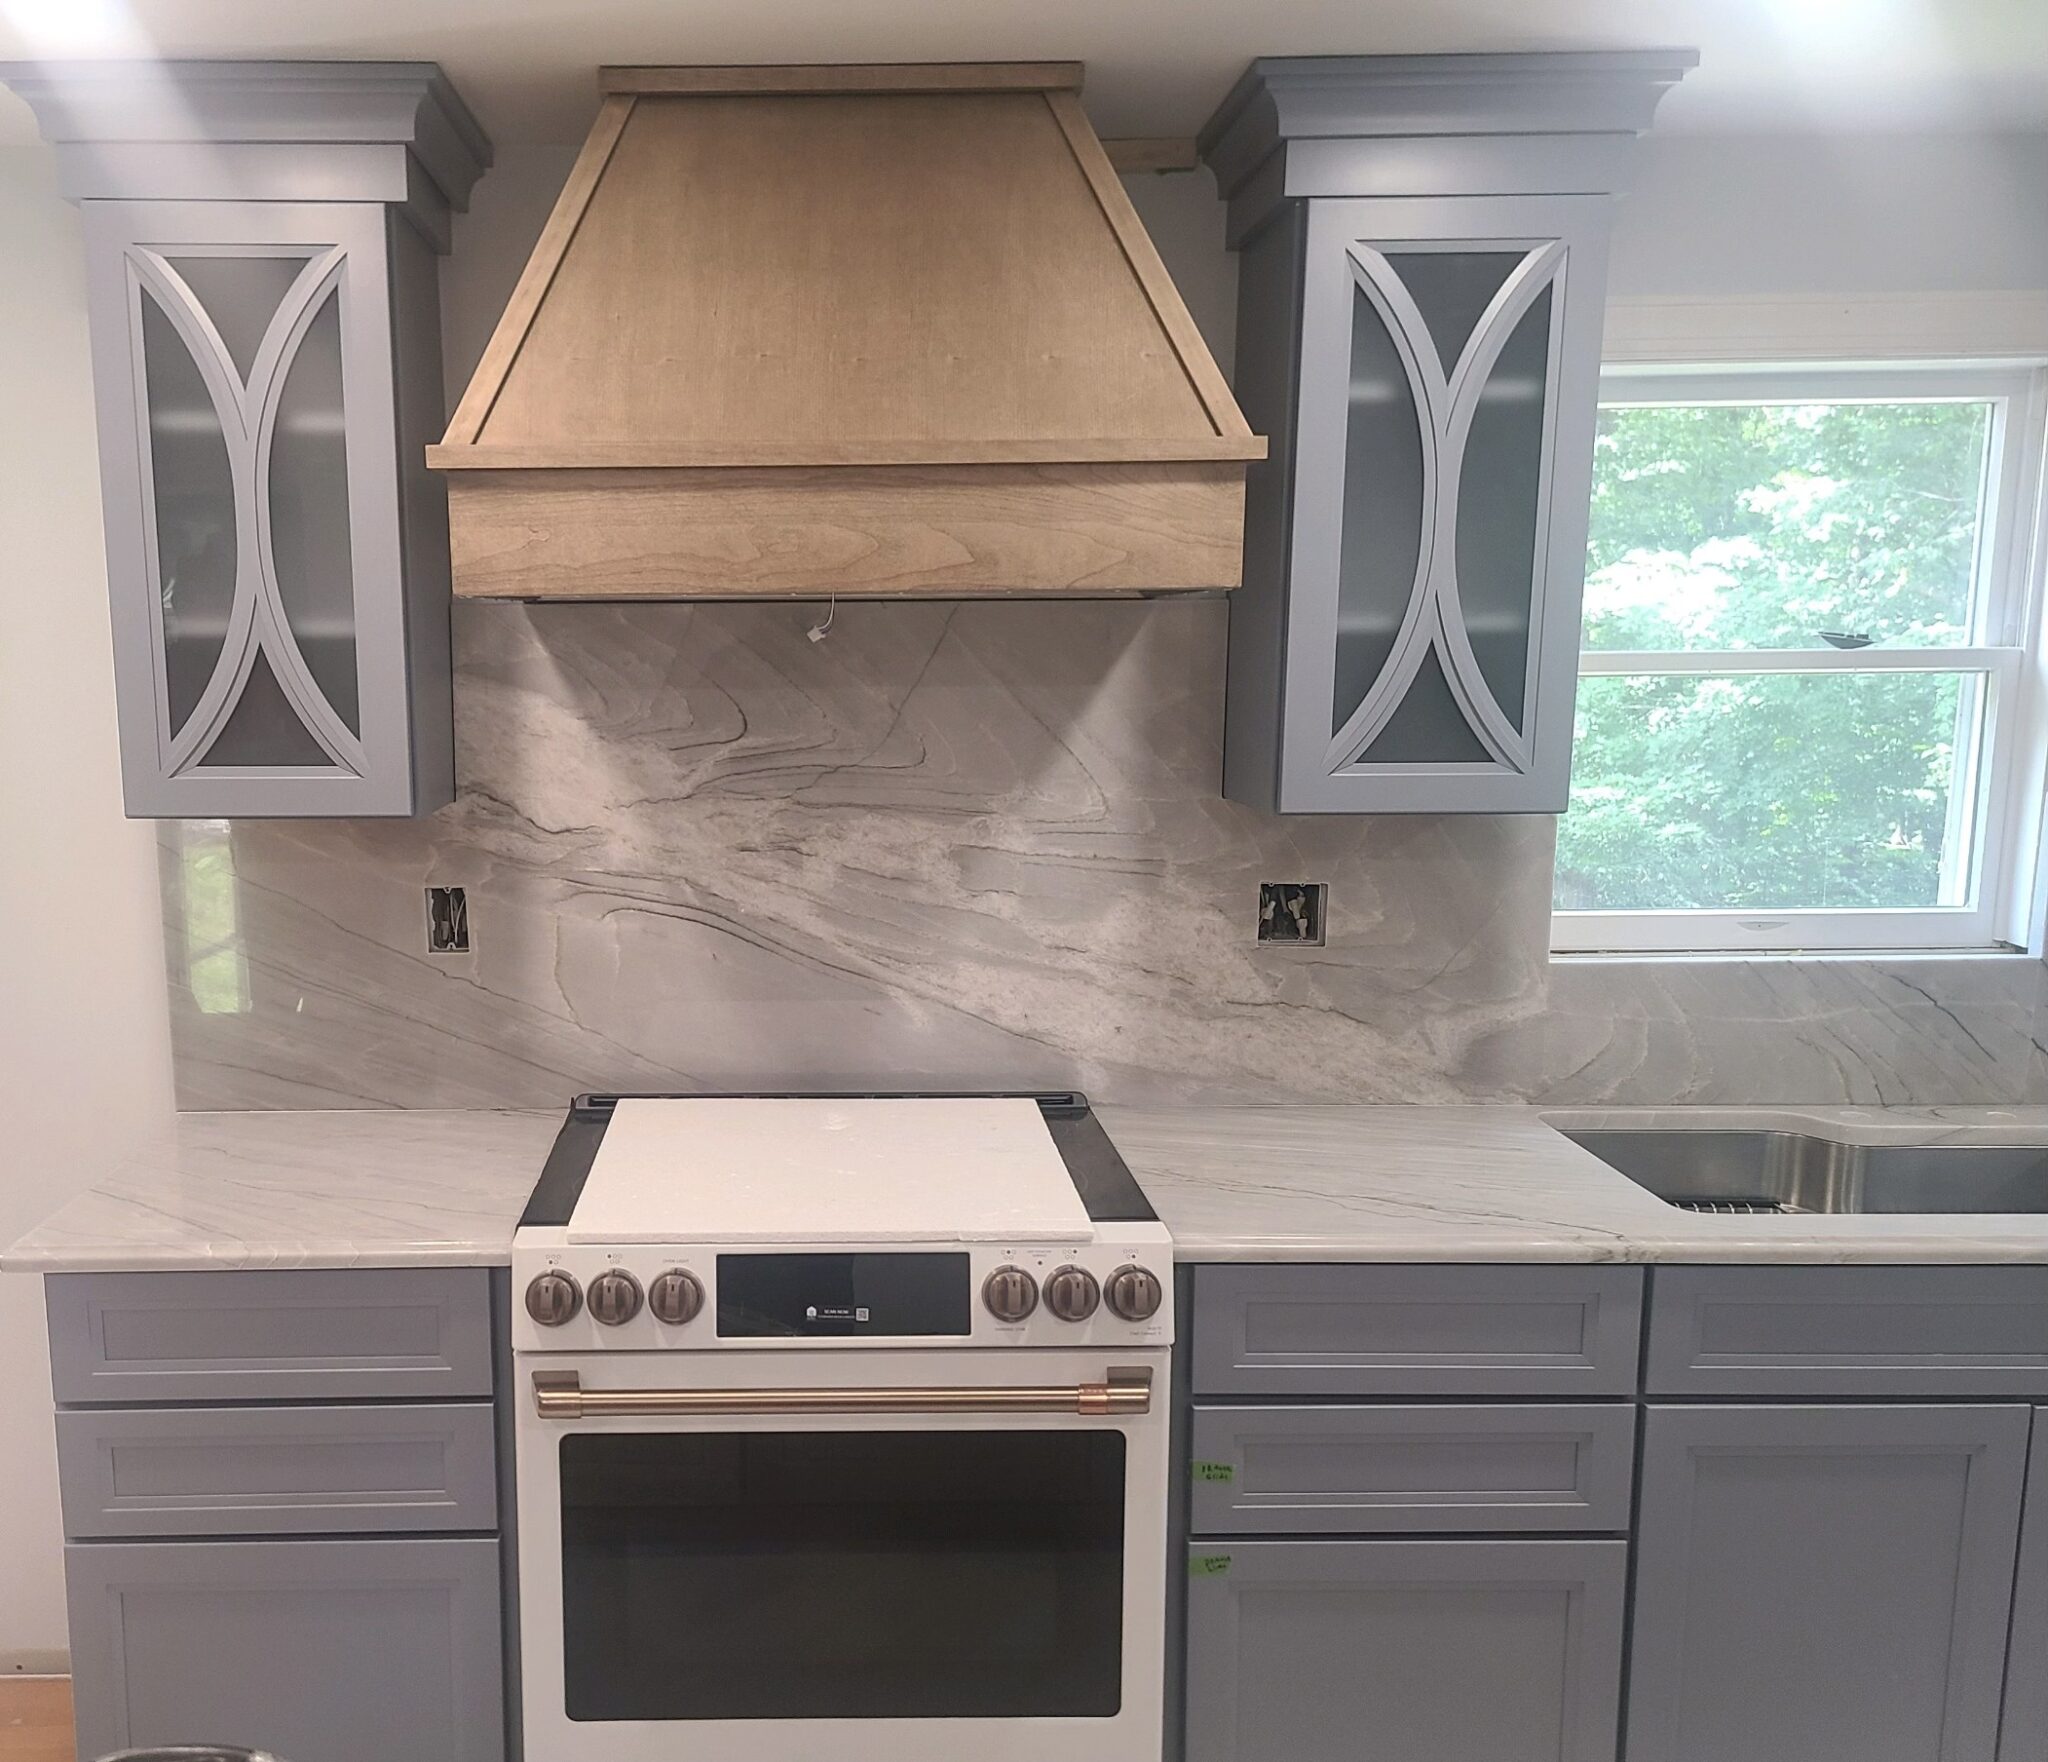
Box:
[161,598,2048,1110]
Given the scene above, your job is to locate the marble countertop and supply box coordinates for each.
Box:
[13,1103,2048,1275]
[1104,1103,2048,1263]
[1,1109,561,1273]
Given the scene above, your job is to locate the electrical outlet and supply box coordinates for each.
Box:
[426,886,470,954]
[1257,883,1326,946]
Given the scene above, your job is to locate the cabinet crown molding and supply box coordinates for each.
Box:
[1200,50,1698,243]
[0,59,491,232]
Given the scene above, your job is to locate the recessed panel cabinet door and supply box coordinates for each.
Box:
[1627,1404,2032,1762]
[81,200,448,816]
[65,1535,504,1762]
[1277,196,1610,813]
[1184,1539,1627,1762]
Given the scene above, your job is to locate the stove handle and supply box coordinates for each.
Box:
[532,1368,1152,1419]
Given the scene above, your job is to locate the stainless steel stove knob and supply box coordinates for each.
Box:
[587,1268,644,1327]
[649,1268,705,1326]
[1044,1265,1101,1323]
[1106,1264,1164,1323]
[524,1270,582,1327]
[982,1265,1039,1323]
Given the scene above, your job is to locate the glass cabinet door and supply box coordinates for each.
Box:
[130,244,363,776]
[1284,196,1609,814]
[1333,241,1561,770]
[83,201,424,817]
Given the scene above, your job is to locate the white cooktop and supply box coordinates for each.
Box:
[565,1096,1095,1244]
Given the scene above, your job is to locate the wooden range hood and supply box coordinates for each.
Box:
[429,62,1263,600]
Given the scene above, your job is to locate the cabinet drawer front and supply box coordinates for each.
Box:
[1646,1265,2048,1396]
[1189,1403,1635,1535]
[65,1535,504,1762]
[1185,1538,1628,1762]
[57,1403,498,1538]
[48,1268,494,1403]
[1191,1265,1643,1395]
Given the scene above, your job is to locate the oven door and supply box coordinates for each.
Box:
[516,1346,1169,1762]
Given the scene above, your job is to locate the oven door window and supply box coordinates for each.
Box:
[559,1428,1126,1721]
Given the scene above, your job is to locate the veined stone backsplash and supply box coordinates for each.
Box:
[161,598,2048,1110]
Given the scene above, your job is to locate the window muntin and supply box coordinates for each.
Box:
[1554,364,2046,954]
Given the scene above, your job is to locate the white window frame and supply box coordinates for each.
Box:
[1554,359,2048,956]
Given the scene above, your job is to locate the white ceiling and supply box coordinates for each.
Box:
[0,0,2042,148]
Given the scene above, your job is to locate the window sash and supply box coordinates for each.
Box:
[1553,360,2048,956]
[1577,648,2018,676]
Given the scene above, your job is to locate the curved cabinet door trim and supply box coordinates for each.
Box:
[126,244,367,779]
[1328,240,1563,775]
[1279,193,1614,814]
[82,198,447,817]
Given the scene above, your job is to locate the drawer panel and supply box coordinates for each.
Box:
[1646,1266,2048,1396]
[57,1403,498,1539]
[1191,1265,1643,1396]
[1188,1403,1636,1535]
[48,1268,494,1404]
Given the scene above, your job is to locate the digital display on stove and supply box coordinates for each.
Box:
[716,1252,972,1338]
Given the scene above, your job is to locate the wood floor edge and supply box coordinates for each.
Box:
[0,1676,74,1762]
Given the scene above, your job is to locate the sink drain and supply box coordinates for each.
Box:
[1669,1197,1802,1216]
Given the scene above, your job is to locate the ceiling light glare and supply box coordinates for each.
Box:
[3,0,148,53]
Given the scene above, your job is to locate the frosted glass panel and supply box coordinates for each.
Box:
[1455,285,1552,734]
[140,289,236,739]
[166,254,308,385]
[1354,647,1493,766]
[1335,282,1426,737]
[197,649,333,769]
[1383,251,1521,376]
[268,287,360,735]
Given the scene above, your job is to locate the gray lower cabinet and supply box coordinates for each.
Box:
[47,1265,496,1403]
[1191,1263,1643,1397]
[1999,1409,2048,1760]
[56,1402,499,1538]
[1185,1539,1628,1762]
[43,1268,511,1762]
[1626,1403,2033,1762]
[1644,1265,2048,1398]
[1188,1402,1635,1534]
[65,1535,504,1762]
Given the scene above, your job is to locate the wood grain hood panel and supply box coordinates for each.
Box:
[430,63,1263,599]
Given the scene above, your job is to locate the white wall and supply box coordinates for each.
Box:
[1612,131,2048,298]
[0,147,176,1661]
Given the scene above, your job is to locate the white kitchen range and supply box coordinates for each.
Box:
[510,1093,1175,1762]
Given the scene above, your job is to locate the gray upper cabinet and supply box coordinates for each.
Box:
[1,61,489,816]
[1199,53,1693,812]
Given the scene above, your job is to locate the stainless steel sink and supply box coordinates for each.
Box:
[1560,1129,2048,1215]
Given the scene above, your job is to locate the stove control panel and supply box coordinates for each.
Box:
[513,1231,1173,1352]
